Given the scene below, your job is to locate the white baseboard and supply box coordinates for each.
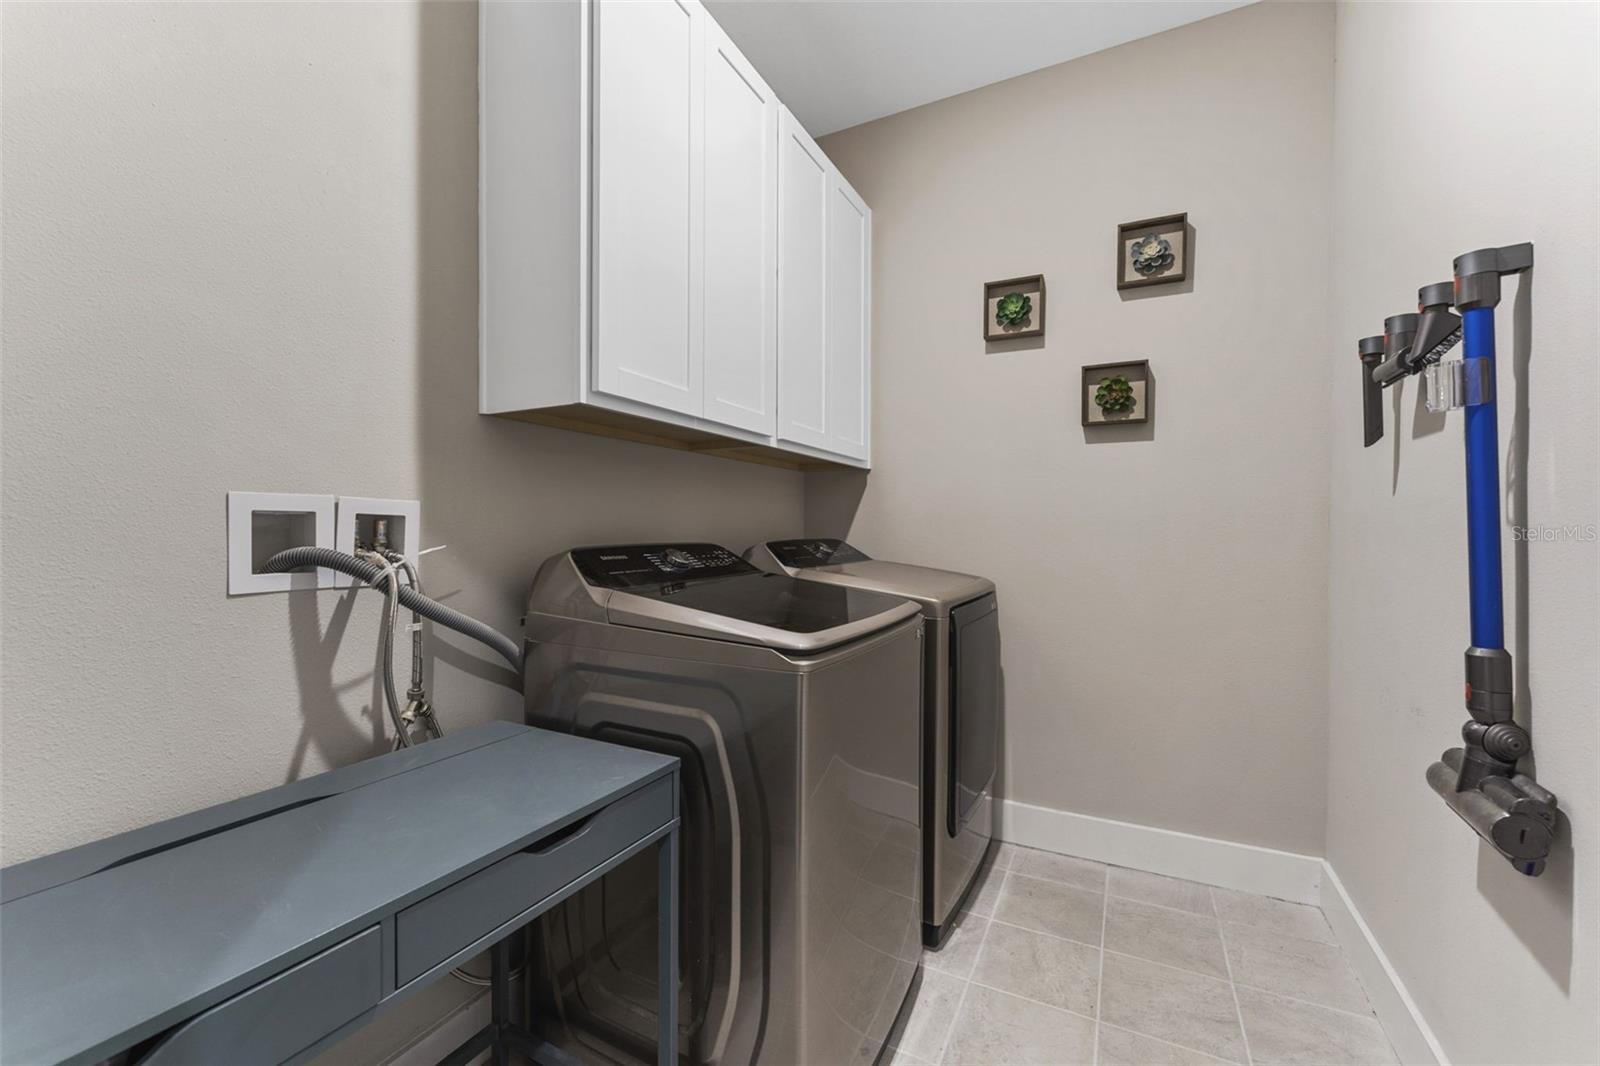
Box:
[1319,862,1448,1066]
[999,798,1324,904]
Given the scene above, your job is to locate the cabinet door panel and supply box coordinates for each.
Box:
[701,22,776,434]
[593,0,703,416]
[826,176,870,460]
[775,108,830,450]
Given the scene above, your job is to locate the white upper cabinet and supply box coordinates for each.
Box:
[826,174,871,461]
[592,0,703,416]
[775,107,831,452]
[700,18,777,435]
[777,106,872,461]
[480,0,871,469]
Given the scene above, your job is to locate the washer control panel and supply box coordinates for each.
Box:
[766,538,872,569]
[573,543,755,589]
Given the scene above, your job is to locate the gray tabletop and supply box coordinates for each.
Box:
[0,722,677,1065]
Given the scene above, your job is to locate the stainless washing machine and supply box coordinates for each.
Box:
[523,544,923,1066]
[746,539,999,947]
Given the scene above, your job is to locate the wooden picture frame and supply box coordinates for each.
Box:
[983,274,1046,340]
[1117,213,1189,290]
[1082,359,1151,426]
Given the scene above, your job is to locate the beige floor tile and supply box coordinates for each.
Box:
[1009,847,1109,891]
[1104,896,1229,979]
[1223,922,1373,1016]
[962,860,1007,919]
[894,967,967,1063]
[1096,1023,1238,1065]
[1107,868,1216,916]
[941,985,1096,1065]
[970,919,1100,1017]
[925,912,989,978]
[1099,953,1245,1063]
[994,872,1105,945]
[1210,887,1335,945]
[991,841,1020,869]
[1236,986,1397,1065]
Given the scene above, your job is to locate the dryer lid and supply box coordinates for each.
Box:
[570,544,920,652]
[757,539,995,615]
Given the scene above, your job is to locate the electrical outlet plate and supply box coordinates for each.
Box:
[333,497,422,588]
[227,491,337,595]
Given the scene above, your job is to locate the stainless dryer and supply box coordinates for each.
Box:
[746,539,999,946]
[523,544,923,1066]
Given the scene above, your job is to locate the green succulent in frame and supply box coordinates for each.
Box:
[995,291,1032,327]
[1094,375,1137,413]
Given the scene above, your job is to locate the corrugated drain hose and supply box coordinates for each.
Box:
[261,544,523,988]
[260,547,521,668]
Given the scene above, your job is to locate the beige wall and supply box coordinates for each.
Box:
[0,1,802,869]
[1325,3,1598,1062]
[815,0,1335,854]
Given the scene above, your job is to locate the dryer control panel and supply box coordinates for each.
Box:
[766,539,872,569]
[573,544,756,589]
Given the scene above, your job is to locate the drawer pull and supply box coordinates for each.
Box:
[524,813,596,854]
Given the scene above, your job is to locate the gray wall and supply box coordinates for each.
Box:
[814,1,1335,855]
[0,0,803,864]
[1325,3,1598,1061]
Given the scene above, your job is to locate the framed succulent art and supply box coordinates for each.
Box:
[1082,359,1151,426]
[1116,213,1189,290]
[983,275,1045,340]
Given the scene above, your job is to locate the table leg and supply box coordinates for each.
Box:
[491,937,511,1066]
[657,827,678,1066]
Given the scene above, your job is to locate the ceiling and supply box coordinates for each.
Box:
[704,0,1256,136]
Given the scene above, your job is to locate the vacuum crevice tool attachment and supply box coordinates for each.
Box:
[1371,313,1418,389]
[1358,335,1384,446]
[1404,281,1463,373]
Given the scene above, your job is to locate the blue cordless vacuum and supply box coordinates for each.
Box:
[1360,243,1559,876]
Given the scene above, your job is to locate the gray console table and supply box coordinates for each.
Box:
[0,722,679,1066]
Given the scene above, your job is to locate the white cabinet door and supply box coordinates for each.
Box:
[775,106,830,451]
[592,0,704,417]
[826,174,870,461]
[700,20,777,434]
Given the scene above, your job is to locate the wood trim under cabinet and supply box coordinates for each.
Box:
[496,406,843,471]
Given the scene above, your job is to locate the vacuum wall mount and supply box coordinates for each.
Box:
[1358,242,1559,876]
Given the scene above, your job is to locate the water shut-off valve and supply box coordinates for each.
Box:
[1355,242,1559,877]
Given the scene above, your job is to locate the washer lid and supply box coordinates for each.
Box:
[571,544,920,652]
[757,539,995,615]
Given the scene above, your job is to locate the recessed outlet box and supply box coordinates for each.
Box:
[227,492,336,595]
[333,497,422,588]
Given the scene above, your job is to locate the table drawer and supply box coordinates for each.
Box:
[395,776,673,985]
[140,926,381,1066]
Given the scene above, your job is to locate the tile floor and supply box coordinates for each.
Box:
[888,845,1397,1066]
